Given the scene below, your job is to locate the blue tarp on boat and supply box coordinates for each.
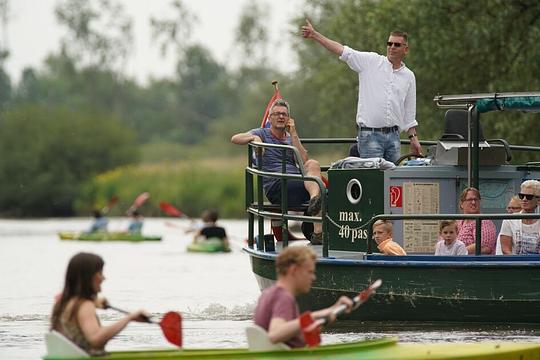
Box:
[475,96,540,113]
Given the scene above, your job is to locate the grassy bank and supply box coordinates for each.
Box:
[76,157,247,219]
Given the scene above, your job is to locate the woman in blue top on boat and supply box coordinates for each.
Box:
[50,252,148,355]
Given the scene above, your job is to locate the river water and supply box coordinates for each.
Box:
[1,218,539,359]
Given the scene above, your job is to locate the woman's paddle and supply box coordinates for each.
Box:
[300,279,382,347]
[127,192,150,215]
[106,305,182,347]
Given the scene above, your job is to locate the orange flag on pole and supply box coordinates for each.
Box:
[260,80,281,128]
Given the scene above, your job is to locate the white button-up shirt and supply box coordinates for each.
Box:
[340,46,417,132]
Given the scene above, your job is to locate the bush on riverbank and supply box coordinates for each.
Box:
[76,158,247,218]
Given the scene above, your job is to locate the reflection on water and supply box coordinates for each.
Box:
[1,218,539,359]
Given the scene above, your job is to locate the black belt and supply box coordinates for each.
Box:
[360,125,399,133]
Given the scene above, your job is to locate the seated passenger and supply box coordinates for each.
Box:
[87,210,108,234]
[372,220,406,255]
[456,187,496,255]
[435,220,467,256]
[495,196,521,255]
[194,209,228,247]
[50,253,147,355]
[500,180,540,255]
[253,246,353,348]
[231,98,325,245]
[126,210,144,234]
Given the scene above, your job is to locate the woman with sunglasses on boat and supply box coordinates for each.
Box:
[456,187,497,255]
[50,252,148,355]
[500,180,540,255]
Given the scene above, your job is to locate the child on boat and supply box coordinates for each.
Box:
[372,220,406,255]
[50,252,148,355]
[194,209,229,246]
[435,220,468,256]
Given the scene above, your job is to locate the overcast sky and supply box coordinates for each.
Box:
[2,0,302,85]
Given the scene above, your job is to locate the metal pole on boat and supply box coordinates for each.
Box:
[281,148,289,247]
[467,105,472,187]
[257,148,266,250]
[247,145,255,249]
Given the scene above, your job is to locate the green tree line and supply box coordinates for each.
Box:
[0,0,538,217]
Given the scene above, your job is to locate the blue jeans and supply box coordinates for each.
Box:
[357,129,401,164]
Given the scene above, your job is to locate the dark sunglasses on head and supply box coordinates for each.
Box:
[387,41,406,48]
[518,193,537,200]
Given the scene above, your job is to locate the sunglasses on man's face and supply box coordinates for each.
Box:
[518,193,538,200]
[387,42,406,48]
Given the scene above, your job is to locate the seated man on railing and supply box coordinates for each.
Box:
[231,98,324,245]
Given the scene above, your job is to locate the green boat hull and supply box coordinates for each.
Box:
[247,249,540,323]
[186,238,231,253]
[58,232,161,242]
[42,338,540,359]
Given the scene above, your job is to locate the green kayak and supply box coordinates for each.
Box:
[58,231,161,242]
[43,337,540,360]
[186,238,231,253]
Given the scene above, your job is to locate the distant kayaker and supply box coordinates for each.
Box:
[253,246,353,348]
[231,98,325,245]
[193,209,228,245]
[50,252,148,355]
[87,210,109,233]
[372,220,407,255]
[126,210,144,234]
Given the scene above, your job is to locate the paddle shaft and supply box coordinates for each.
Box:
[317,279,382,327]
[107,305,155,324]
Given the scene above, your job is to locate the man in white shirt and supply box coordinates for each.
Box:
[301,20,422,164]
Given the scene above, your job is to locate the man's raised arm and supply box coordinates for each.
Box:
[231,132,262,145]
[301,19,344,56]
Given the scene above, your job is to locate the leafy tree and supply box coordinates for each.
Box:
[150,0,196,58]
[291,0,540,149]
[55,0,133,71]
[0,106,138,216]
[234,1,269,68]
[0,66,10,109]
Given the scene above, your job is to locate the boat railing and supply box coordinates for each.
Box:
[244,136,539,257]
[368,212,540,255]
[245,141,328,254]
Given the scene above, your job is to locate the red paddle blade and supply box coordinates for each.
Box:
[159,311,182,347]
[159,201,185,218]
[299,311,321,347]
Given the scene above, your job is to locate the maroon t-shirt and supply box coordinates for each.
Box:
[253,285,305,348]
